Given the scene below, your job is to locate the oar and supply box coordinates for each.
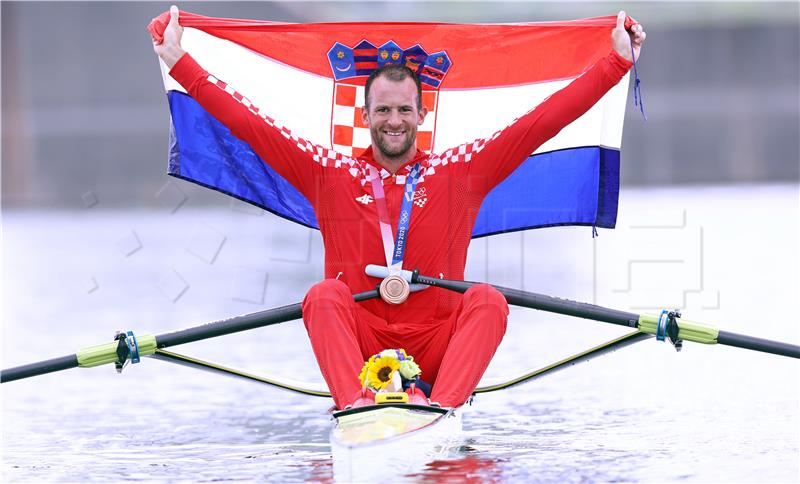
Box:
[1,289,380,383]
[409,271,800,359]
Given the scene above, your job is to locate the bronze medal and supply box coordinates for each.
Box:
[379,275,410,305]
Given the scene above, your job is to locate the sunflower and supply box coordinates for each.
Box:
[357,356,375,387]
[365,355,401,391]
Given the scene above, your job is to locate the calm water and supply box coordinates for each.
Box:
[2,184,799,483]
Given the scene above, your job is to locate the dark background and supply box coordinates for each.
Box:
[2,1,798,208]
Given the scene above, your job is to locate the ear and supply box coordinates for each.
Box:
[361,105,370,127]
[418,105,428,126]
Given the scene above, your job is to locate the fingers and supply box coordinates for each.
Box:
[618,9,646,44]
[631,23,646,45]
[616,10,626,30]
[150,22,162,45]
[169,5,179,25]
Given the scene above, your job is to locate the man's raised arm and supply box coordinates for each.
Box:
[150,6,322,199]
[464,11,647,191]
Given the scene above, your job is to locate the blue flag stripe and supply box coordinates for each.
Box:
[473,146,619,237]
[167,91,619,237]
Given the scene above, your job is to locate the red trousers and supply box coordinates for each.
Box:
[302,279,508,409]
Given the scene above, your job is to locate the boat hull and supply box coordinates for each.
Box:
[331,403,462,481]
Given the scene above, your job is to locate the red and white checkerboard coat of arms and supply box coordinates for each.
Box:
[327,40,452,158]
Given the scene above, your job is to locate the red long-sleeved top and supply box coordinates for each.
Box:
[169,51,632,325]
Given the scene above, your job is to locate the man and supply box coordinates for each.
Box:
[152,6,646,410]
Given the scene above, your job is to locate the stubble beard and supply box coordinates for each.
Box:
[371,124,417,161]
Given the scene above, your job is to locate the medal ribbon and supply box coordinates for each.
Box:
[368,163,422,275]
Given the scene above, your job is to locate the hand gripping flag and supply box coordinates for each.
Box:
[149,11,632,236]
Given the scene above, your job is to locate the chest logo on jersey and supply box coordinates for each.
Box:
[355,194,374,205]
[326,41,452,159]
[410,186,428,208]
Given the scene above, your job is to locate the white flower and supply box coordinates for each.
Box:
[399,360,421,380]
[378,349,398,359]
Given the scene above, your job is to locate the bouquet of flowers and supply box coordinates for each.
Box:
[358,348,421,392]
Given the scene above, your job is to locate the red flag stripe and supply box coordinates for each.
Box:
[149,11,632,89]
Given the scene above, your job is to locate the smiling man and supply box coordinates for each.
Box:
[363,65,427,172]
[152,6,646,410]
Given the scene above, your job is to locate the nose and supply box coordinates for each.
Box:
[387,108,402,126]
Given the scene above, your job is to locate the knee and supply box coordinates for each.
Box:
[464,283,509,315]
[302,279,352,325]
[304,278,351,304]
[457,283,508,338]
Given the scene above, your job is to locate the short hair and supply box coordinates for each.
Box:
[364,64,423,110]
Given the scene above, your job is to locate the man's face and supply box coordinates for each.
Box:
[362,76,427,161]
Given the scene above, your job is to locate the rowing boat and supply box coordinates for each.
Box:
[4,272,796,385]
[1,270,798,479]
[331,403,462,481]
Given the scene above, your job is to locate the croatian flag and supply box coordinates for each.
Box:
[149,11,630,236]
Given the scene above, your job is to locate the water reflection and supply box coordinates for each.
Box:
[306,458,335,483]
[407,453,504,483]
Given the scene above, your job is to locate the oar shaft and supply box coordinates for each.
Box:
[1,354,78,383]
[717,331,800,359]
[155,303,302,348]
[412,272,800,360]
[155,289,378,348]
[2,289,381,383]
[413,274,640,327]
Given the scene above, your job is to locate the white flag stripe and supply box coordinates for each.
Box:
[332,104,356,125]
[162,27,627,158]
[163,28,334,147]
[433,75,628,154]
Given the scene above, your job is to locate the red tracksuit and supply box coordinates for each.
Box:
[170,51,632,408]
